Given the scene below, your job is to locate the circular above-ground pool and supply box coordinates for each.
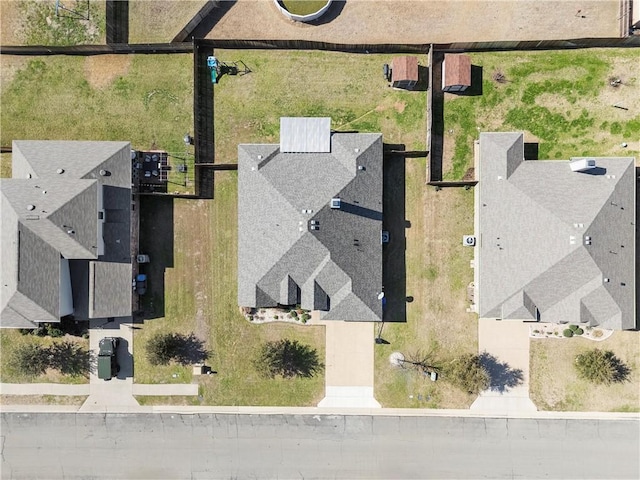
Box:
[274,1,333,22]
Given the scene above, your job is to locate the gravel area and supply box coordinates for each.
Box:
[208,0,623,44]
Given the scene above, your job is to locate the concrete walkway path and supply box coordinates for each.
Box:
[471,319,537,413]
[317,321,380,408]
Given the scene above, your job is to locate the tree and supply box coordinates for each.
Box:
[254,339,323,379]
[444,353,491,394]
[9,343,50,376]
[574,349,630,385]
[145,332,209,366]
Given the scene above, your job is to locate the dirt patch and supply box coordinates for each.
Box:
[83,55,132,89]
[394,101,406,113]
[0,0,25,45]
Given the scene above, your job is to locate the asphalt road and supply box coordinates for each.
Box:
[1,413,638,479]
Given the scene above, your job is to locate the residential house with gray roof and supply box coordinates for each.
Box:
[1,141,133,328]
[238,117,384,322]
[475,132,636,330]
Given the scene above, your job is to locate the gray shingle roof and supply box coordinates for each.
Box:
[238,131,384,322]
[477,132,636,329]
[1,141,132,328]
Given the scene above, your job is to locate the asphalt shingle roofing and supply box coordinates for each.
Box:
[477,132,636,329]
[238,130,384,322]
[1,141,132,328]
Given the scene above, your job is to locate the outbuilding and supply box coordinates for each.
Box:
[442,53,471,93]
[391,56,419,90]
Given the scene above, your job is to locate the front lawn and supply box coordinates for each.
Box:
[530,332,640,412]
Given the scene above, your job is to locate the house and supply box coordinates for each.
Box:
[475,132,636,330]
[1,141,133,328]
[442,53,471,93]
[238,117,384,322]
[391,56,419,90]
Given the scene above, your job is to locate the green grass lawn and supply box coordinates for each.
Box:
[280,1,329,15]
[0,54,193,161]
[443,48,640,179]
[213,50,427,163]
[0,153,11,178]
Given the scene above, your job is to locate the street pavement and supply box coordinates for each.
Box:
[1,412,638,479]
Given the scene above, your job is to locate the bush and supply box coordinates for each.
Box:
[301,313,311,322]
[10,343,50,376]
[145,332,209,366]
[563,329,574,338]
[443,354,490,395]
[575,349,630,384]
[592,329,603,338]
[574,328,584,335]
[273,315,279,320]
[254,339,323,378]
[569,325,579,332]
[290,310,298,318]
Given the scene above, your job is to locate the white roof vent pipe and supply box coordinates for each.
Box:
[570,158,596,172]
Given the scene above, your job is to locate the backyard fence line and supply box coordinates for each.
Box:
[0,43,193,56]
[195,38,431,54]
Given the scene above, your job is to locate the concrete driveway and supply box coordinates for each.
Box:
[471,319,537,413]
[80,317,139,411]
[317,320,381,408]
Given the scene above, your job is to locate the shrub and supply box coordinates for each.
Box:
[254,339,323,378]
[443,354,490,395]
[301,313,311,322]
[290,310,298,318]
[569,325,579,332]
[273,315,279,320]
[575,349,630,384]
[145,332,209,366]
[592,329,603,338]
[10,343,50,376]
[563,329,574,337]
[574,328,584,335]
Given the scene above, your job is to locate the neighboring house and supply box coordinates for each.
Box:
[475,132,636,330]
[442,53,471,93]
[1,141,133,328]
[238,117,384,322]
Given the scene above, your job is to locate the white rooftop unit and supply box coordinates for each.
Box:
[570,158,597,172]
[280,117,331,153]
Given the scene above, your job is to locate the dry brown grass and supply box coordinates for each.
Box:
[0,395,87,406]
[128,0,207,43]
[530,332,640,412]
[374,158,477,409]
[83,55,132,89]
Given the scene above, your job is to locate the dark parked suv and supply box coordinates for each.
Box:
[97,337,120,380]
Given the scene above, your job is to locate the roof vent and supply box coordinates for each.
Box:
[330,198,341,209]
[463,235,476,247]
[570,158,596,172]
[358,165,365,171]
[56,168,64,174]
[354,148,360,153]
[99,169,108,176]
[26,204,35,211]
[67,229,75,235]
[42,190,47,194]
[26,173,31,179]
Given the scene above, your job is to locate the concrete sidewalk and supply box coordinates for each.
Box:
[317,320,381,408]
[471,319,537,413]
